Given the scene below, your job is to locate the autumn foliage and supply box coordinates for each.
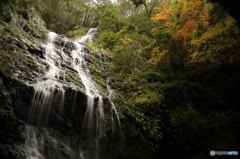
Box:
[148,0,214,66]
[152,0,212,42]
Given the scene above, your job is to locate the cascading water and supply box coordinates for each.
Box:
[106,77,121,133]
[28,32,65,126]
[24,28,121,159]
[25,31,72,159]
[24,125,75,159]
[72,28,106,159]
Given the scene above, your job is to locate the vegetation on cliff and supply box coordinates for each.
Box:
[96,0,240,158]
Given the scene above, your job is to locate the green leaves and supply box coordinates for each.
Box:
[110,68,165,151]
[29,0,107,34]
[99,4,122,32]
[99,30,118,47]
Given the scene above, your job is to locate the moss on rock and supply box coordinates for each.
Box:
[65,27,90,40]
[86,43,109,94]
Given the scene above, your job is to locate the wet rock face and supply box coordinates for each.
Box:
[1,9,93,157]
[0,111,27,159]
[49,89,87,134]
[2,5,48,39]
[0,76,89,159]
[0,75,33,131]
[65,41,76,51]
[0,5,76,159]
[0,142,26,159]
[53,35,67,47]
[24,126,78,159]
[52,34,77,52]
[0,76,33,159]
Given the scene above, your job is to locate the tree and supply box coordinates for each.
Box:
[129,0,161,17]
[32,0,108,34]
[148,0,213,68]
[190,11,240,64]
[98,4,124,47]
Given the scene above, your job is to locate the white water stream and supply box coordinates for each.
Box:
[24,28,121,159]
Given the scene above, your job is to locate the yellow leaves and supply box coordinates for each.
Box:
[151,1,171,23]
[147,48,161,66]
[224,15,237,27]
[152,14,169,21]
[147,48,169,66]
[191,15,237,47]
[151,0,213,45]
[198,3,212,25]
[149,0,222,66]
[151,28,158,34]
[120,37,132,44]
[189,52,202,63]
[189,14,239,64]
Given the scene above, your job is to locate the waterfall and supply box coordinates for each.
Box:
[106,77,121,134]
[72,28,106,159]
[24,28,121,159]
[24,125,75,159]
[28,31,65,126]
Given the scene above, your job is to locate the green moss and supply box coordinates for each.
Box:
[92,74,107,93]
[0,11,49,83]
[66,118,73,128]
[89,64,102,76]
[65,27,90,40]
[0,50,15,79]
[85,43,109,94]
[0,39,47,83]
[59,66,85,92]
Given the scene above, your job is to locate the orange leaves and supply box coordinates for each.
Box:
[174,19,199,42]
[148,0,214,66]
[176,0,212,44]
[194,0,202,8]
[151,1,171,23]
[152,14,169,21]
[173,0,212,42]
[198,3,212,24]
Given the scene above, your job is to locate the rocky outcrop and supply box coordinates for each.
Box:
[0,5,86,159]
